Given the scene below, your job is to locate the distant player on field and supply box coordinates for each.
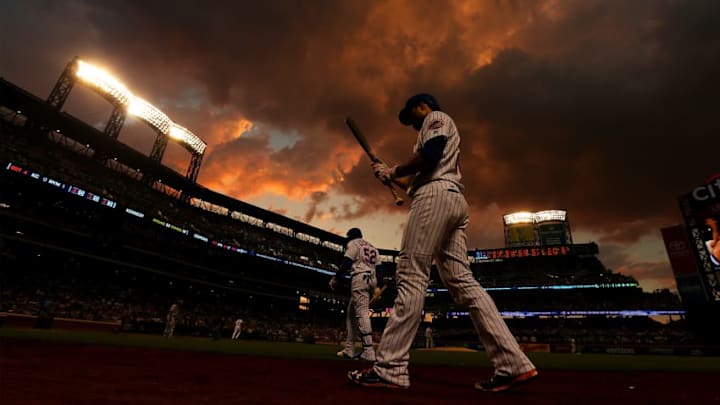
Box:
[330,228,385,361]
[424,325,434,349]
[163,301,180,338]
[232,318,244,340]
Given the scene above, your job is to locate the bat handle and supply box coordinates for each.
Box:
[389,185,404,206]
[371,158,404,206]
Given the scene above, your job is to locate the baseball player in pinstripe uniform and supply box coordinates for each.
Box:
[330,228,385,361]
[348,93,538,392]
[163,301,180,338]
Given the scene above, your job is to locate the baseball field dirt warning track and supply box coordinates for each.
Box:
[1,335,719,404]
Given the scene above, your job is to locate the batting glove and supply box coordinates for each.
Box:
[371,162,396,184]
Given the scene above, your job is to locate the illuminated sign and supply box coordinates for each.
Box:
[507,223,536,245]
[447,310,685,318]
[503,211,534,225]
[429,282,638,293]
[661,225,699,277]
[6,162,116,208]
[534,210,567,223]
[701,217,720,272]
[691,177,720,203]
[677,175,720,302]
[504,210,566,225]
[474,245,571,261]
[538,223,567,245]
[125,208,145,218]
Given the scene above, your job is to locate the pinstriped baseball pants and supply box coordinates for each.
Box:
[374,180,535,387]
[344,273,377,353]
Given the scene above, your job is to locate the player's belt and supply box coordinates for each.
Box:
[351,271,373,278]
[409,179,462,197]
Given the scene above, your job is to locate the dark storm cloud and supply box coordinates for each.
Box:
[77,0,375,125]
[445,0,720,243]
[1,0,717,253]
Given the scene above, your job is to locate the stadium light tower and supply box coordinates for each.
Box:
[46,57,207,183]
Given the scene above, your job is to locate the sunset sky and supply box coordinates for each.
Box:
[1,0,717,293]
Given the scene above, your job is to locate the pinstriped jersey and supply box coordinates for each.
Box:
[168,304,178,320]
[344,238,380,276]
[409,110,463,195]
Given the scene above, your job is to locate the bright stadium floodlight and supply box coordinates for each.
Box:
[534,210,567,222]
[503,211,535,225]
[75,60,132,106]
[170,123,206,154]
[128,97,172,135]
[73,59,207,155]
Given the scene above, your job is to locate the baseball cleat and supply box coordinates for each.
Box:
[475,368,538,392]
[347,368,407,389]
[336,350,357,360]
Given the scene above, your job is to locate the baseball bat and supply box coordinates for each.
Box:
[345,117,404,206]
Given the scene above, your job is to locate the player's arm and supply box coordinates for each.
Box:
[329,256,353,291]
[374,136,447,186]
[397,136,446,176]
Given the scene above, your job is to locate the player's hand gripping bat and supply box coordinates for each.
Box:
[345,117,404,206]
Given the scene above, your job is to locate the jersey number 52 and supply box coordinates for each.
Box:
[362,246,377,265]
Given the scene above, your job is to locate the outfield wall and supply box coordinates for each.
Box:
[0,312,121,332]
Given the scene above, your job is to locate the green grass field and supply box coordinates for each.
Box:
[2,327,719,373]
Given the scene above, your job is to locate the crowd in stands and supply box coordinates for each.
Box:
[0,114,345,273]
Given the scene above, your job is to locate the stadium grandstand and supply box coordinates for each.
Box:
[0,60,704,354]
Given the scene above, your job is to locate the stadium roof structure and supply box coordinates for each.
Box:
[0,78,347,246]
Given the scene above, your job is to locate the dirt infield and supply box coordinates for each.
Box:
[1,339,718,404]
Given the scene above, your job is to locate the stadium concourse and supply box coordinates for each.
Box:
[0,78,707,356]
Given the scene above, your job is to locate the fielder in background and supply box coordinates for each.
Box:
[348,93,538,392]
[424,324,434,349]
[163,301,180,338]
[232,318,244,340]
[330,228,385,362]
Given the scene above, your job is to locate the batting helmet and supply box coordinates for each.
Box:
[346,228,362,240]
[398,93,441,126]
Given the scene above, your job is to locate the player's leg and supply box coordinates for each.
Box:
[433,195,535,380]
[373,183,452,387]
[338,297,358,358]
[168,319,176,337]
[353,277,377,361]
